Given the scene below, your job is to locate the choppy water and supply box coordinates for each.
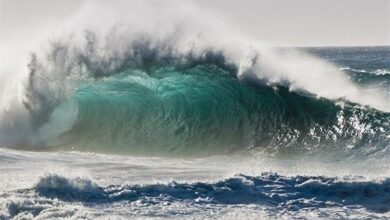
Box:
[1,147,390,219]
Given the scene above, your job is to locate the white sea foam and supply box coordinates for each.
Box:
[1,149,390,219]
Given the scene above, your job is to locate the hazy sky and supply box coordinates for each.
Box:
[0,0,389,46]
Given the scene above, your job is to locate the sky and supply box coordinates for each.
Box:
[0,0,389,47]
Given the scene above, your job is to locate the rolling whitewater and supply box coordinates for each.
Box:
[1,1,390,219]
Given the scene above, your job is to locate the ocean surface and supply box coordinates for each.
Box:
[0,43,389,219]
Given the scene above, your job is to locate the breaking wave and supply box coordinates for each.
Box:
[0,34,388,156]
[0,1,388,156]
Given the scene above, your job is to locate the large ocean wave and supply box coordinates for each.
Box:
[0,34,388,156]
[0,1,388,156]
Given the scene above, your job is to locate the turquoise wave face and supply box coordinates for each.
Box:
[40,64,389,156]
